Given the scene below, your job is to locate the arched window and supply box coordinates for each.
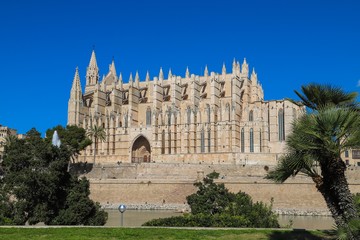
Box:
[168,130,171,154]
[250,128,254,152]
[194,107,198,124]
[278,109,285,141]
[345,150,349,158]
[174,131,177,154]
[206,104,211,123]
[208,129,211,152]
[241,128,245,153]
[146,107,151,126]
[187,107,191,124]
[249,110,253,121]
[201,129,205,153]
[161,130,165,154]
[167,110,172,125]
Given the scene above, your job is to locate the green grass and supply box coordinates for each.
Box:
[0,227,335,240]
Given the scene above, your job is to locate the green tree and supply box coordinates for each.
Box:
[144,172,279,228]
[86,126,106,165]
[187,171,234,215]
[1,128,107,225]
[46,125,92,163]
[266,84,360,239]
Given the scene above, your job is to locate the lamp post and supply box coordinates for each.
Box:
[118,204,126,226]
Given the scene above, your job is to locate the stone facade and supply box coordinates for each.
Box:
[68,50,305,165]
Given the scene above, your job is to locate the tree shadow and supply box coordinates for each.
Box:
[268,229,336,240]
[69,162,93,175]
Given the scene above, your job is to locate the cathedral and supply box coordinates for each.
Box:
[68,50,304,165]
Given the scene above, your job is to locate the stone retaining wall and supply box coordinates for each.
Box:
[86,163,360,216]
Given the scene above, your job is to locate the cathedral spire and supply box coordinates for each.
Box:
[118,72,123,89]
[71,67,82,95]
[145,71,150,83]
[204,65,209,77]
[185,66,190,78]
[168,68,172,79]
[89,50,98,68]
[232,58,236,73]
[251,68,258,84]
[222,62,226,75]
[109,58,117,77]
[135,71,140,87]
[86,50,99,87]
[159,67,164,80]
[129,73,133,85]
[242,58,249,77]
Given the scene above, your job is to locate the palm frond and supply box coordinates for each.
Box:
[265,152,317,183]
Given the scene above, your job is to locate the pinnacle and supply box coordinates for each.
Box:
[89,50,98,68]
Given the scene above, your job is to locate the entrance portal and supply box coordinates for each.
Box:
[131,136,151,163]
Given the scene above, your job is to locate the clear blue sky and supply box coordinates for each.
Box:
[0,0,359,135]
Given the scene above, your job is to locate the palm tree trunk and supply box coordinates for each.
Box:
[320,158,358,240]
[313,175,346,228]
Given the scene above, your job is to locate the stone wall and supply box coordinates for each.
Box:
[87,163,360,215]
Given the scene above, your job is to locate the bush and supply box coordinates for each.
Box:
[143,171,279,228]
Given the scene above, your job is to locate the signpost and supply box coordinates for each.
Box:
[118,204,126,226]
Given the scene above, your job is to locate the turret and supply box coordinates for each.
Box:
[129,73,133,86]
[204,65,209,77]
[145,71,150,83]
[222,63,226,75]
[109,58,117,77]
[159,67,164,82]
[168,68,172,79]
[118,73,123,89]
[241,58,249,78]
[68,67,84,126]
[185,66,190,78]
[251,68,258,85]
[85,50,99,92]
[232,58,236,73]
[135,71,140,88]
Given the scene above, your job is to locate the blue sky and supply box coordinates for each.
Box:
[0,0,359,134]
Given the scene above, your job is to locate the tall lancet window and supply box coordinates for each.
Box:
[146,107,151,126]
[206,104,211,123]
[168,110,172,125]
[187,107,191,124]
[278,108,285,141]
[168,130,171,154]
[201,129,205,153]
[250,128,254,152]
[241,128,245,153]
[208,129,211,153]
[249,110,254,121]
[259,130,262,153]
[161,130,165,154]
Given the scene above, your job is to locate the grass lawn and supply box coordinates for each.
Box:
[0,227,335,240]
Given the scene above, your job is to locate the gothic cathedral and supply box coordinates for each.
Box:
[68,50,303,165]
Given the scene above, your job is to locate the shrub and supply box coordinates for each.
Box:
[143,171,279,228]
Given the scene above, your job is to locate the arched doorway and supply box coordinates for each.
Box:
[131,136,151,163]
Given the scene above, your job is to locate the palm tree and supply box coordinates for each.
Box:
[266,84,360,239]
[86,125,106,165]
[290,83,359,110]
